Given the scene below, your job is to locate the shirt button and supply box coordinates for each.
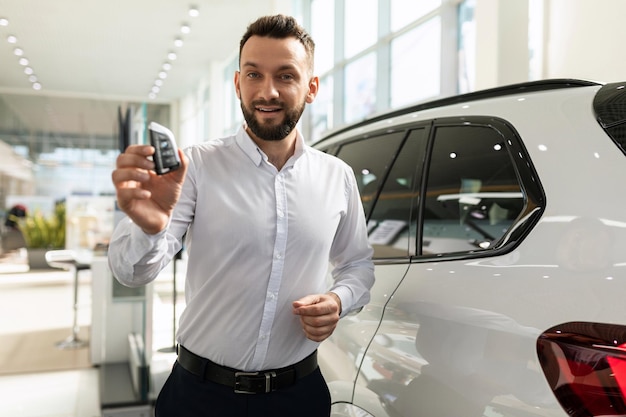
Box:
[277,210,284,218]
[276,253,282,259]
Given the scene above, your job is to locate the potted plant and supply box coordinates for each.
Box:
[16,202,66,269]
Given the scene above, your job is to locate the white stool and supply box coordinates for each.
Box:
[45,249,90,349]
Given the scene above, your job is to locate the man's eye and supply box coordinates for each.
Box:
[280,74,294,81]
[247,73,260,79]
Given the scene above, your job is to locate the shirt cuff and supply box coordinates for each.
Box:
[329,285,354,318]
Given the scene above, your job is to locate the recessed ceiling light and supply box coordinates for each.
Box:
[3,22,42,91]
[147,7,196,98]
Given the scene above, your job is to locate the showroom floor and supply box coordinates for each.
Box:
[0,249,183,417]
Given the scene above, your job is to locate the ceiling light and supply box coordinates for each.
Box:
[13,47,23,56]
[7,35,17,43]
[18,57,29,66]
[147,6,196,98]
[0,18,8,26]
[28,75,37,82]
[24,67,33,75]
[32,82,42,90]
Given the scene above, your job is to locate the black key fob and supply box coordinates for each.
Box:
[148,122,181,175]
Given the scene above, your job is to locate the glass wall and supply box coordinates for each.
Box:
[457,0,476,94]
[302,0,455,142]
[390,16,442,108]
[0,93,170,205]
[222,57,243,137]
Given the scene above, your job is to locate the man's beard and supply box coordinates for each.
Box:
[241,99,306,141]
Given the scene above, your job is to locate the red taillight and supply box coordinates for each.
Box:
[537,322,626,417]
[607,355,626,399]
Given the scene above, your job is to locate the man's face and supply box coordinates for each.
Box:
[235,35,318,142]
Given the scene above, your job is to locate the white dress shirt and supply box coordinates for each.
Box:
[108,126,374,371]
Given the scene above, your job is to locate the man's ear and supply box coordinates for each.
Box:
[234,71,241,99]
[306,76,319,104]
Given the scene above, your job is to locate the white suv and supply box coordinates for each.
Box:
[314,79,626,417]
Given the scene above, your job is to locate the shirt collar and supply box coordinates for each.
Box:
[235,124,306,168]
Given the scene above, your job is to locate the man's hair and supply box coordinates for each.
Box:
[239,14,315,73]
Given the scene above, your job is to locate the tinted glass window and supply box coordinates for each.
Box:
[335,132,406,218]
[368,129,427,258]
[422,125,523,255]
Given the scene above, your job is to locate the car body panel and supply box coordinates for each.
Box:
[320,263,410,403]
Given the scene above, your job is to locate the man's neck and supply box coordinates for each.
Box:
[246,127,297,170]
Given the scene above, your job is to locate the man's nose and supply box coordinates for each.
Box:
[259,78,279,100]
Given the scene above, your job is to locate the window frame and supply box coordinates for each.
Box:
[413,116,545,262]
[319,115,546,263]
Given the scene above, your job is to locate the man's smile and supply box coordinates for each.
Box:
[256,106,282,113]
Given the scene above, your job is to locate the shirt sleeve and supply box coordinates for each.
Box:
[107,217,175,287]
[328,165,375,316]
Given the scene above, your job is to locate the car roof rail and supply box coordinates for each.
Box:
[315,78,601,145]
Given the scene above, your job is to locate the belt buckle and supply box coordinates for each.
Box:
[234,371,276,394]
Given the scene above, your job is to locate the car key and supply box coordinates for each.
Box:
[148,122,181,175]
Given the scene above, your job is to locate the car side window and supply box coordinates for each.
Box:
[421,124,524,255]
[335,132,406,219]
[368,129,427,258]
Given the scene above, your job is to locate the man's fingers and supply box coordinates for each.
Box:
[292,294,320,309]
[293,293,342,342]
[299,316,338,342]
[124,144,155,156]
[111,168,151,186]
[116,145,156,170]
[293,293,340,316]
[115,187,151,201]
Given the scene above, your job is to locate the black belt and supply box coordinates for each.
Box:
[176,345,318,394]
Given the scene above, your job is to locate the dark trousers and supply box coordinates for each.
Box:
[155,362,331,417]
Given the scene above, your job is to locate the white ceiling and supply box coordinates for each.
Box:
[0,0,294,154]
